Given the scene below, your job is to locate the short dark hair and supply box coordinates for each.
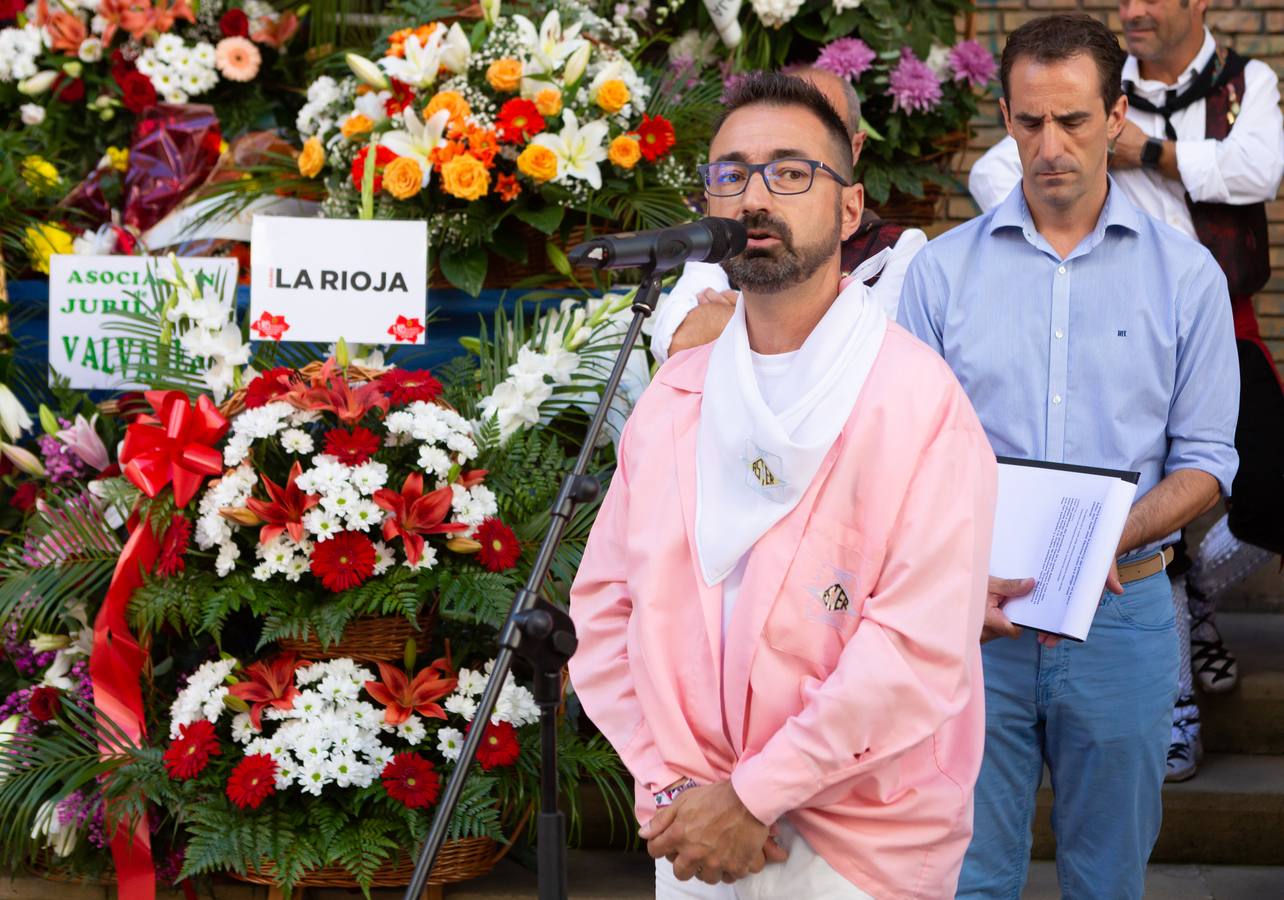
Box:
[711,72,854,175]
[1000,13,1126,112]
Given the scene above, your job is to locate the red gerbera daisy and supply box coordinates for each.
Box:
[377,369,444,406]
[475,518,521,572]
[381,752,440,808]
[28,686,61,722]
[495,173,521,202]
[244,367,295,409]
[163,720,221,780]
[323,426,381,466]
[476,721,521,770]
[351,145,400,193]
[495,98,545,144]
[310,531,377,592]
[632,114,676,162]
[155,514,192,577]
[226,754,277,809]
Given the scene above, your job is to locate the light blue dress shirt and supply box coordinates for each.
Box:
[898,180,1239,552]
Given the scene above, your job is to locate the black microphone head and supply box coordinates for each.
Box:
[702,217,747,263]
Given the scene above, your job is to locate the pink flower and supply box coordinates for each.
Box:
[215,36,262,82]
[949,40,997,89]
[888,49,943,115]
[815,38,876,82]
[55,414,109,471]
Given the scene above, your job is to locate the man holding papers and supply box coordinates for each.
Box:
[898,14,1238,900]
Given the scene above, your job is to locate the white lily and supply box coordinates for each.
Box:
[561,42,591,87]
[353,89,390,125]
[17,70,58,95]
[345,52,389,90]
[380,107,452,188]
[440,23,471,76]
[513,11,586,77]
[381,30,446,90]
[531,110,609,190]
[0,384,33,442]
[32,799,78,858]
[481,0,501,26]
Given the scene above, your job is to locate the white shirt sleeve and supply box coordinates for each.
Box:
[968,135,1023,213]
[1175,59,1284,205]
[870,228,927,320]
[647,260,730,365]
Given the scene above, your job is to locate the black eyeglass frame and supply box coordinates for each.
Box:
[696,158,854,197]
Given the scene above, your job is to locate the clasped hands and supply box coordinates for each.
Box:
[984,559,1125,649]
[640,781,787,885]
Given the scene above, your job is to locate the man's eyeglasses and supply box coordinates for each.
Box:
[696,158,853,197]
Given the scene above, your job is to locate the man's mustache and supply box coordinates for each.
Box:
[739,212,792,244]
[1123,15,1158,31]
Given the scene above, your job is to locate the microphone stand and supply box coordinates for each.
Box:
[402,265,668,900]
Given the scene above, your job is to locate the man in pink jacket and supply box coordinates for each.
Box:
[568,73,999,899]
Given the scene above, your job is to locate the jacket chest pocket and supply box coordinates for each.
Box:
[763,520,882,673]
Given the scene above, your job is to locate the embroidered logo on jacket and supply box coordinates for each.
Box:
[820,583,851,612]
[805,564,861,629]
[741,442,787,501]
[750,457,778,487]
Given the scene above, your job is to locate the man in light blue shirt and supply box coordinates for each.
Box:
[898,14,1238,900]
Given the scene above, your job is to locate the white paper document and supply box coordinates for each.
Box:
[989,458,1140,642]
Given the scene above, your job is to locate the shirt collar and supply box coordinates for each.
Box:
[989,177,1142,252]
[1122,28,1216,96]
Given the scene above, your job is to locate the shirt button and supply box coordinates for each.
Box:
[1052,394,1063,405]
[1058,266,1067,275]
[1055,329,1064,339]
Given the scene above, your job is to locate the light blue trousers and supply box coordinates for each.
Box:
[958,570,1179,900]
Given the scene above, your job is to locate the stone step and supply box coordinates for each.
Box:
[1032,753,1284,865]
[1200,613,1284,755]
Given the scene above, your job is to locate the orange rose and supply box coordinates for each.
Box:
[341,113,374,139]
[425,90,471,127]
[517,144,558,182]
[383,157,424,200]
[297,136,325,178]
[608,135,641,169]
[486,58,522,93]
[533,88,563,118]
[441,154,491,201]
[595,79,631,114]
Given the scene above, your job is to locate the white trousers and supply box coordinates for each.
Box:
[654,821,873,899]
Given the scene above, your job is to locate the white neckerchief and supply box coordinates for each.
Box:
[694,276,887,586]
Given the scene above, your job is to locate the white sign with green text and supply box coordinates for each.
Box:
[48,254,238,390]
[249,216,428,345]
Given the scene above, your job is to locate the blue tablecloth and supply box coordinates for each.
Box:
[6,280,553,392]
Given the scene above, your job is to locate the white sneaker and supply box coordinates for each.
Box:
[1165,707,1203,783]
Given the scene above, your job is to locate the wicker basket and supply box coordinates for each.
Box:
[277,606,436,663]
[231,836,502,889]
[216,359,391,419]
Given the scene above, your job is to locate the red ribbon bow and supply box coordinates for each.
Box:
[119,391,229,508]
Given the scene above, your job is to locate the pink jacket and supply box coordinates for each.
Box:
[568,323,997,899]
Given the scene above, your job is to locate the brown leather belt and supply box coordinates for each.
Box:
[1117,547,1174,585]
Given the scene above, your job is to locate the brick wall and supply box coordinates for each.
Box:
[936,0,1284,365]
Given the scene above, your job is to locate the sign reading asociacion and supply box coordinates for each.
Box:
[249,216,428,345]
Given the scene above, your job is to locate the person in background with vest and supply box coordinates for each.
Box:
[968,0,1284,784]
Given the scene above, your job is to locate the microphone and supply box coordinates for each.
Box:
[567,217,748,272]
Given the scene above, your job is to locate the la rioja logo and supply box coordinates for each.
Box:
[251,312,290,340]
[387,315,425,343]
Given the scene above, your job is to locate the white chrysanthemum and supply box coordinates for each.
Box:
[437,726,464,762]
[455,668,486,697]
[750,0,806,28]
[395,715,427,745]
[303,508,342,541]
[495,681,540,727]
[444,693,478,722]
[280,428,314,454]
[284,555,309,582]
[169,658,238,737]
[344,499,384,531]
[318,673,362,706]
[320,487,361,517]
[371,541,395,575]
[349,460,388,494]
[404,545,438,571]
[326,751,368,788]
[231,712,258,744]
[297,756,331,795]
[215,542,240,576]
[417,445,452,478]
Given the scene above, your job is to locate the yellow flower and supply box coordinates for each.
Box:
[20,156,59,193]
[517,144,558,183]
[383,156,424,200]
[219,139,229,155]
[486,58,522,93]
[341,113,374,139]
[105,146,129,172]
[534,88,562,118]
[298,136,325,178]
[23,224,73,275]
[595,79,630,114]
[608,135,641,169]
[440,154,491,201]
[425,90,471,127]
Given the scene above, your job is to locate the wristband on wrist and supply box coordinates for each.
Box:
[1141,137,1164,170]
[654,777,697,808]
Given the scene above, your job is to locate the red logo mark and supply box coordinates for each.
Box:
[387,315,425,343]
[251,312,290,340]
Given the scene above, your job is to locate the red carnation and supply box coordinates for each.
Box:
[633,114,676,162]
[226,754,277,809]
[53,76,85,104]
[28,686,61,723]
[219,8,250,38]
[377,369,443,406]
[116,70,157,114]
[351,145,399,193]
[323,427,381,466]
[476,721,521,770]
[384,79,416,117]
[310,531,377,592]
[495,98,546,144]
[244,367,294,409]
[475,518,520,572]
[163,720,221,780]
[12,482,40,512]
[381,752,440,808]
[155,514,192,577]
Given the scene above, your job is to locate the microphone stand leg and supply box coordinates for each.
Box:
[536,667,568,900]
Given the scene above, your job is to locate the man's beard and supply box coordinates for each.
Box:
[721,209,840,293]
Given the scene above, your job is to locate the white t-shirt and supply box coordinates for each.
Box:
[720,348,799,654]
